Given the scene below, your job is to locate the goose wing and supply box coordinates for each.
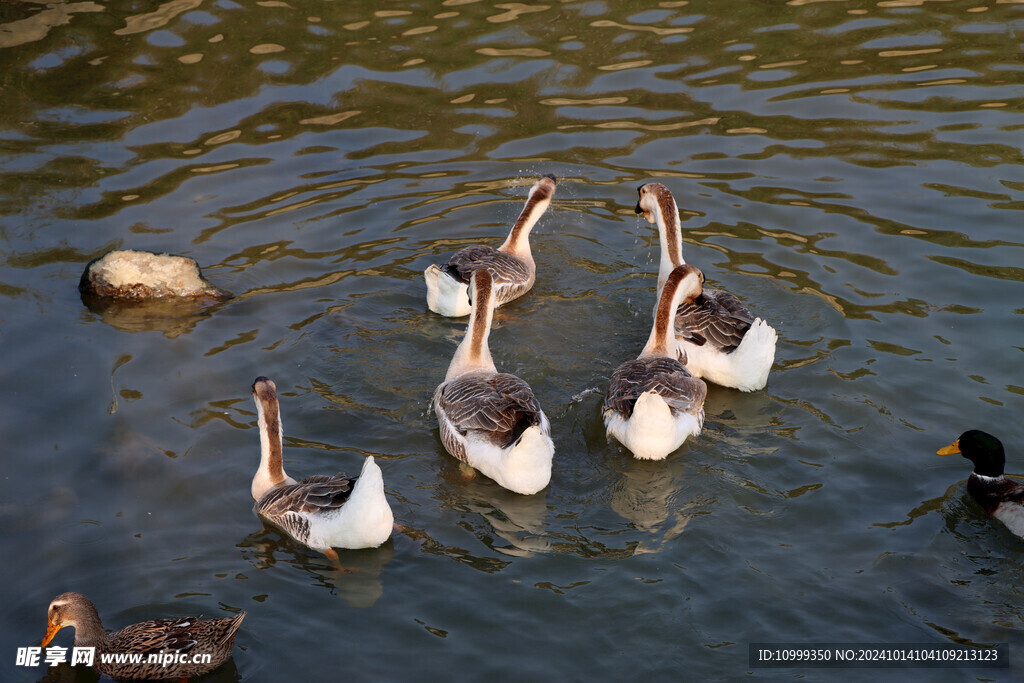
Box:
[443,246,532,291]
[605,357,707,418]
[674,287,754,353]
[255,473,355,517]
[436,371,543,444]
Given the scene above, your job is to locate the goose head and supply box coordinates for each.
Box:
[635,182,675,226]
[644,264,704,359]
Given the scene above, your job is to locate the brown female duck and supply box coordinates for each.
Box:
[42,591,244,680]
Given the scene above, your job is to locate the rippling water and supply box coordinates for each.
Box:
[2,1,1023,681]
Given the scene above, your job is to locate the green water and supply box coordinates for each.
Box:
[2,1,1023,681]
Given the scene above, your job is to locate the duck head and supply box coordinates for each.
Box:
[938,429,1005,477]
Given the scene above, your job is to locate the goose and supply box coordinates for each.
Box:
[424,174,557,317]
[250,377,393,561]
[432,268,554,494]
[938,430,1024,538]
[635,182,777,392]
[42,592,244,681]
[604,264,708,460]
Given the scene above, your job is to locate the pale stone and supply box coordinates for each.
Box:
[80,249,230,300]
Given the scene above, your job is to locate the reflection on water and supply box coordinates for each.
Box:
[438,471,552,558]
[81,295,225,337]
[239,526,394,610]
[610,457,707,533]
[2,0,1023,680]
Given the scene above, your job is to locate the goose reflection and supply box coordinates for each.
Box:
[434,463,551,558]
[238,526,394,609]
[431,455,713,561]
[412,528,513,574]
[608,454,713,554]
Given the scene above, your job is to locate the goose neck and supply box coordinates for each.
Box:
[643,267,690,358]
[446,274,497,379]
[252,379,289,498]
[500,179,554,257]
[654,196,685,290]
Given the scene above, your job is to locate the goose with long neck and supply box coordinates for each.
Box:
[635,182,777,392]
[433,268,554,494]
[42,592,245,681]
[938,430,1024,538]
[604,264,708,460]
[250,377,393,559]
[425,174,556,317]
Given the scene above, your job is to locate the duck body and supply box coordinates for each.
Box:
[939,430,1024,538]
[968,475,1024,537]
[635,182,777,392]
[604,264,708,460]
[433,268,554,494]
[251,377,393,553]
[425,174,556,317]
[43,592,244,681]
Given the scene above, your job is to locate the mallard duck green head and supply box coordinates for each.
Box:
[938,429,1005,478]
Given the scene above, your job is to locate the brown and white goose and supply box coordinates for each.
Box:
[42,592,244,681]
[432,268,554,494]
[424,174,556,317]
[250,377,393,560]
[604,264,708,460]
[635,182,777,392]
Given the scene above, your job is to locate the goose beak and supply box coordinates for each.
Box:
[42,619,62,647]
[634,201,644,215]
[937,439,961,456]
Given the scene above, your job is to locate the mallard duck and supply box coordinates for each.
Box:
[424,174,557,317]
[250,377,394,561]
[42,592,244,681]
[432,268,554,494]
[604,264,708,460]
[938,430,1024,537]
[635,182,777,392]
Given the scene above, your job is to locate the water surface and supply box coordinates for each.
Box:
[2,1,1023,681]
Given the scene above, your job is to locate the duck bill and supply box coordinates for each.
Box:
[937,439,961,456]
[42,619,61,647]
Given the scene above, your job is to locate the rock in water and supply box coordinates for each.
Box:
[80,249,230,301]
